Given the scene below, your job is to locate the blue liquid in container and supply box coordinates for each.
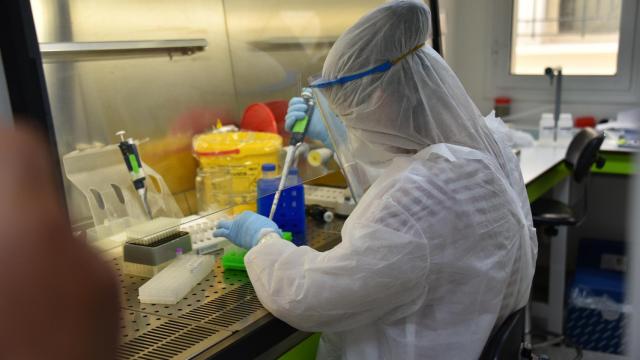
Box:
[257,164,306,245]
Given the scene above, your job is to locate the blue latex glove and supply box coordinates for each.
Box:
[213,211,282,249]
[285,96,333,149]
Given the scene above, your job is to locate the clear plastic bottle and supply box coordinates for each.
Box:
[538,113,556,145]
[556,113,575,146]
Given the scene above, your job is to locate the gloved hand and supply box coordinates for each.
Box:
[285,96,333,149]
[213,211,282,249]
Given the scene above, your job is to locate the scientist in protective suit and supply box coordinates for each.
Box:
[214,1,537,358]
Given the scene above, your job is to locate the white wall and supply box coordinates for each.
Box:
[0,50,13,126]
[629,154,640,354]
[441,0,640,128]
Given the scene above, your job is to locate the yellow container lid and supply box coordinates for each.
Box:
[193,131,282,158]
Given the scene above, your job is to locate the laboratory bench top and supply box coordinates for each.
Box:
[519,145,567,185]
[519,142,635,202]
[115,218,343,360]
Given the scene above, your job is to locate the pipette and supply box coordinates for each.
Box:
[268,88,314,220]
[116,130,152,219]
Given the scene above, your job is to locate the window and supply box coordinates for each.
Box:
[511,0,623,75]
[490,0,638,102]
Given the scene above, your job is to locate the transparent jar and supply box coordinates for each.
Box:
[195,167,259,215]
[195,167,232,214]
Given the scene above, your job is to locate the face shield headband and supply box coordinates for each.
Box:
[310,43,425,89]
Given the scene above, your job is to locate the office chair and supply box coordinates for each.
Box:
[530,128,606,231]
[526,128,605,353]
[480,307,545,360]
[480,308,525,360]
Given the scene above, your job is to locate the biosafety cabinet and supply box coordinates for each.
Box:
[0,1,441,358]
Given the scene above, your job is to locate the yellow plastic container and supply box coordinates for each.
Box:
[139,134,197,195]
[193,131,282,213]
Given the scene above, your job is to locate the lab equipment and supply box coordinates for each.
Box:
[123,231,191,266]
[564,268,627,355]
[195,167,233,214]
[269,88,314,220]
[538,113,574,146]
[123,257,173,279]
[307,148,333,167]
[494,96,511,118]
[538,113,556,145]
[213,211,281,250]
[545,67,563,141]
[116,131,152,218]
[257,165,306,245]
[180,218,230,255]
[304,185,356,216]
[138,252,215,305]
[221,232,292,272]
[125,217,181,245]
[259,163,277,179]
[123,217,192,277]
[63,144,182,237]
[618,130,640,149]
[306,205,334,224]
[192,131,282,213]
[240,103,278,133]
[137,134,197,196]
[285,96,331,149]
[245,1,536,358]
[221,249,248,271]
[557,113,574,146]
[575,116,596,128]
[597,108,640,149]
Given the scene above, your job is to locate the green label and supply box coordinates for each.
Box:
[291,116,309,133]
[129,154,140,174]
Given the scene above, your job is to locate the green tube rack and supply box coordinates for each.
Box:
[222,232,292,271]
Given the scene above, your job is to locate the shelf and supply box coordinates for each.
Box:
[40,39,208,56]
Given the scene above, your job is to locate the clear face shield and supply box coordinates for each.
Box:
[308,43,425,202]
[310,84,375,203]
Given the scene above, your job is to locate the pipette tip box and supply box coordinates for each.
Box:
[123,231,192,266]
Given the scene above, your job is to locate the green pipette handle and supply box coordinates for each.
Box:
[289,89,314,146]
[291,116,309,133]
[289,116,310,145]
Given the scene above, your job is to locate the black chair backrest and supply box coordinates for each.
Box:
[565,128,605,183]
[479,307,526,360]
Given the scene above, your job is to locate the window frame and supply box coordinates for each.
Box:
[489,0,640,104]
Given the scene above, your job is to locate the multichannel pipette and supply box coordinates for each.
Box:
[269,88,314,220]
[116,130,152,219]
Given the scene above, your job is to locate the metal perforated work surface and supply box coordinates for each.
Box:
[117,311,229,360]
[118,261,253,322]
[115,217,343,359]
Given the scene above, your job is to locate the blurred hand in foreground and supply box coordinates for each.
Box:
[0,126,120,360]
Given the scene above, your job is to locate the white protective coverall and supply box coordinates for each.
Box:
[246,1,537,358]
